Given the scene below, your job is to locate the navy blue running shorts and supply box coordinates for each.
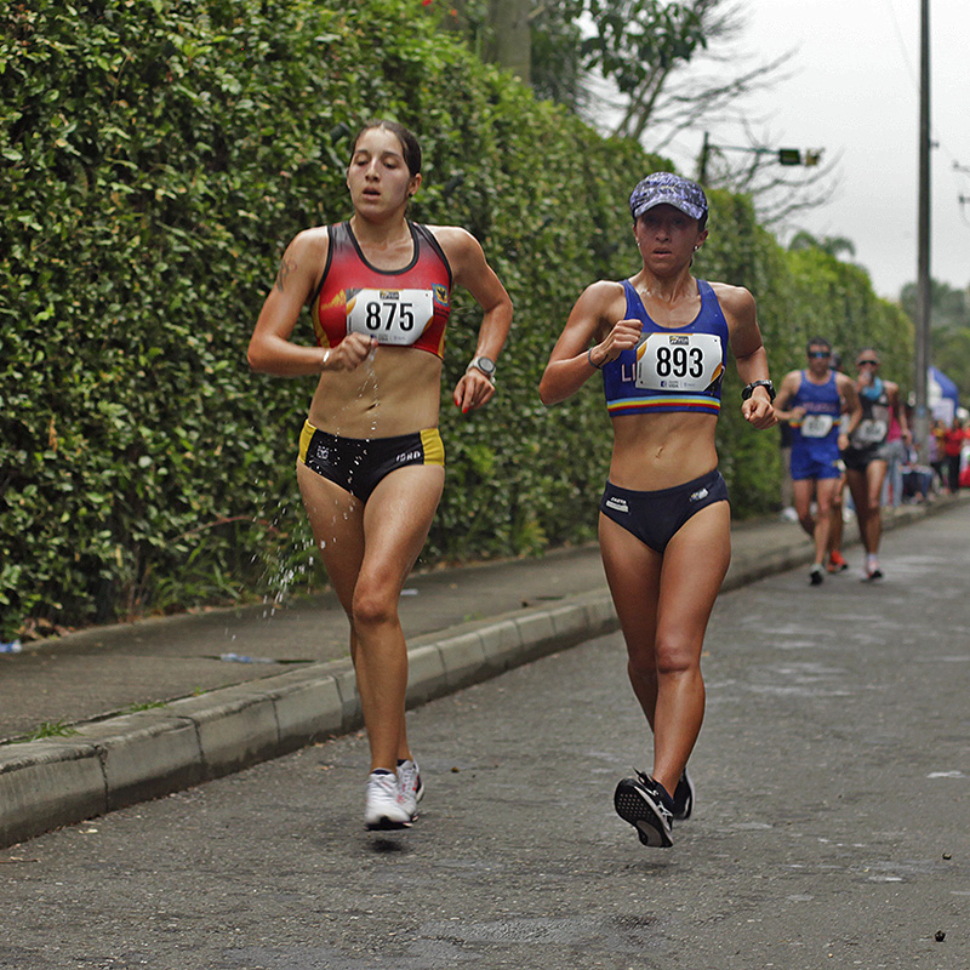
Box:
[599,469,729,553]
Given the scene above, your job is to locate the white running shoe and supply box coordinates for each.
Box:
[364,771,412,830]
[397,759,425,819]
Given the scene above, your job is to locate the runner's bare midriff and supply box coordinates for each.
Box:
[609,410,718,490]
[307,347,443,438]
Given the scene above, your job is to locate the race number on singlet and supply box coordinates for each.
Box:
[345,288,434,345]
[800,414,835,438]
[854,418,888,445]
[635,332,723,391]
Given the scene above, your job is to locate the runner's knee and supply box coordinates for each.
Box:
[654,637,698,678]
[351,579,400,628]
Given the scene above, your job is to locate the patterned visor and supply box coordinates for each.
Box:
[630,173,708,222]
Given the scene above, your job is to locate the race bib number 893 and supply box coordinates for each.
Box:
[635,332,723,391]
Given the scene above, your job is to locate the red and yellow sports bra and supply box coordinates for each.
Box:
[311,221,453,358]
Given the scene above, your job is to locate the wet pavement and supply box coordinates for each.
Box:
[0,500,968,968]
[3,503,938,742]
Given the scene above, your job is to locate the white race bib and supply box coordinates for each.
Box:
[346,288,434,345]
[800,414,834,438]
[856,418,888,444]
[635,332,723,391]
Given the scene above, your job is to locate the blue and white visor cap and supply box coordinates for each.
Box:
[629,173,708,222]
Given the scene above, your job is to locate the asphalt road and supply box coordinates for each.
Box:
[2,505,968,970]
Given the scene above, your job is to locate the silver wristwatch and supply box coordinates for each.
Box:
[467,355,496,381]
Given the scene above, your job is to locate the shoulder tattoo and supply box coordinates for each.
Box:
[275,256,297,293]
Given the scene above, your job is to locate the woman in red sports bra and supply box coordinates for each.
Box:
[248,120,512,832]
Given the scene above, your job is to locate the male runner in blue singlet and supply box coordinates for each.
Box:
[775,338,861,585]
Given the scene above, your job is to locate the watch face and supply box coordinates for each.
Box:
[476,357,495,375]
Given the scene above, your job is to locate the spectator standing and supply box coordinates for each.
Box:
[882,406,907,508]
[943,418,967,493]
[929,418,946,491]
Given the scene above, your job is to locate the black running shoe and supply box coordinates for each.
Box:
[671,769,694,821]
[810,565,824,586]
[614,772,674,848]
[865,567,884,582]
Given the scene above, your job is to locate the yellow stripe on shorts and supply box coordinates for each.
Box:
[421,427,445,466]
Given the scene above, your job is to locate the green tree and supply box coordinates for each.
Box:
[445,0,706,111]
[899,279,970,331]
[529,1,836,226]
[899,279,970,400]
[789,231,857,260]
[486,0,532,84]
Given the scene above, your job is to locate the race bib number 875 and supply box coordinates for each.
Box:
[635,332,723,391]
[346,288,434,345]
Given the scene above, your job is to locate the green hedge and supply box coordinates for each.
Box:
[0,0,913,638]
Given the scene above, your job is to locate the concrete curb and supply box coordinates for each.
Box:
[0,496,959,848]
[0,589,622,848]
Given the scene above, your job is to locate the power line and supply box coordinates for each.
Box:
[881,0,964,171]
[881,0,919,92]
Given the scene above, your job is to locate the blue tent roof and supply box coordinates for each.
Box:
[930,365,959,404]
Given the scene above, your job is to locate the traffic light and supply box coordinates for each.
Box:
[778,148,802,166]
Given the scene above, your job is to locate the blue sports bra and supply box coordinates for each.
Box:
[602,279,728,418]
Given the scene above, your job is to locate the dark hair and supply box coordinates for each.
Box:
[351,120,422,176]
[806,336,832,354]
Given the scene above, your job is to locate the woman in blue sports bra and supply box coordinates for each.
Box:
[540,172,776,848]
[249,121,512,832]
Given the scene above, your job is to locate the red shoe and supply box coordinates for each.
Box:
[827,550,848,573]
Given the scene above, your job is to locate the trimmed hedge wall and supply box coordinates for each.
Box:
[0,0,913,638]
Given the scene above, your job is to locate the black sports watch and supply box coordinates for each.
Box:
[467,355,496,381]
[741,379,776,401]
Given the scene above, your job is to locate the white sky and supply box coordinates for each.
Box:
[654,0,970,300]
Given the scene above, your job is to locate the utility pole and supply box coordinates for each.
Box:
[914,0,931,459]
